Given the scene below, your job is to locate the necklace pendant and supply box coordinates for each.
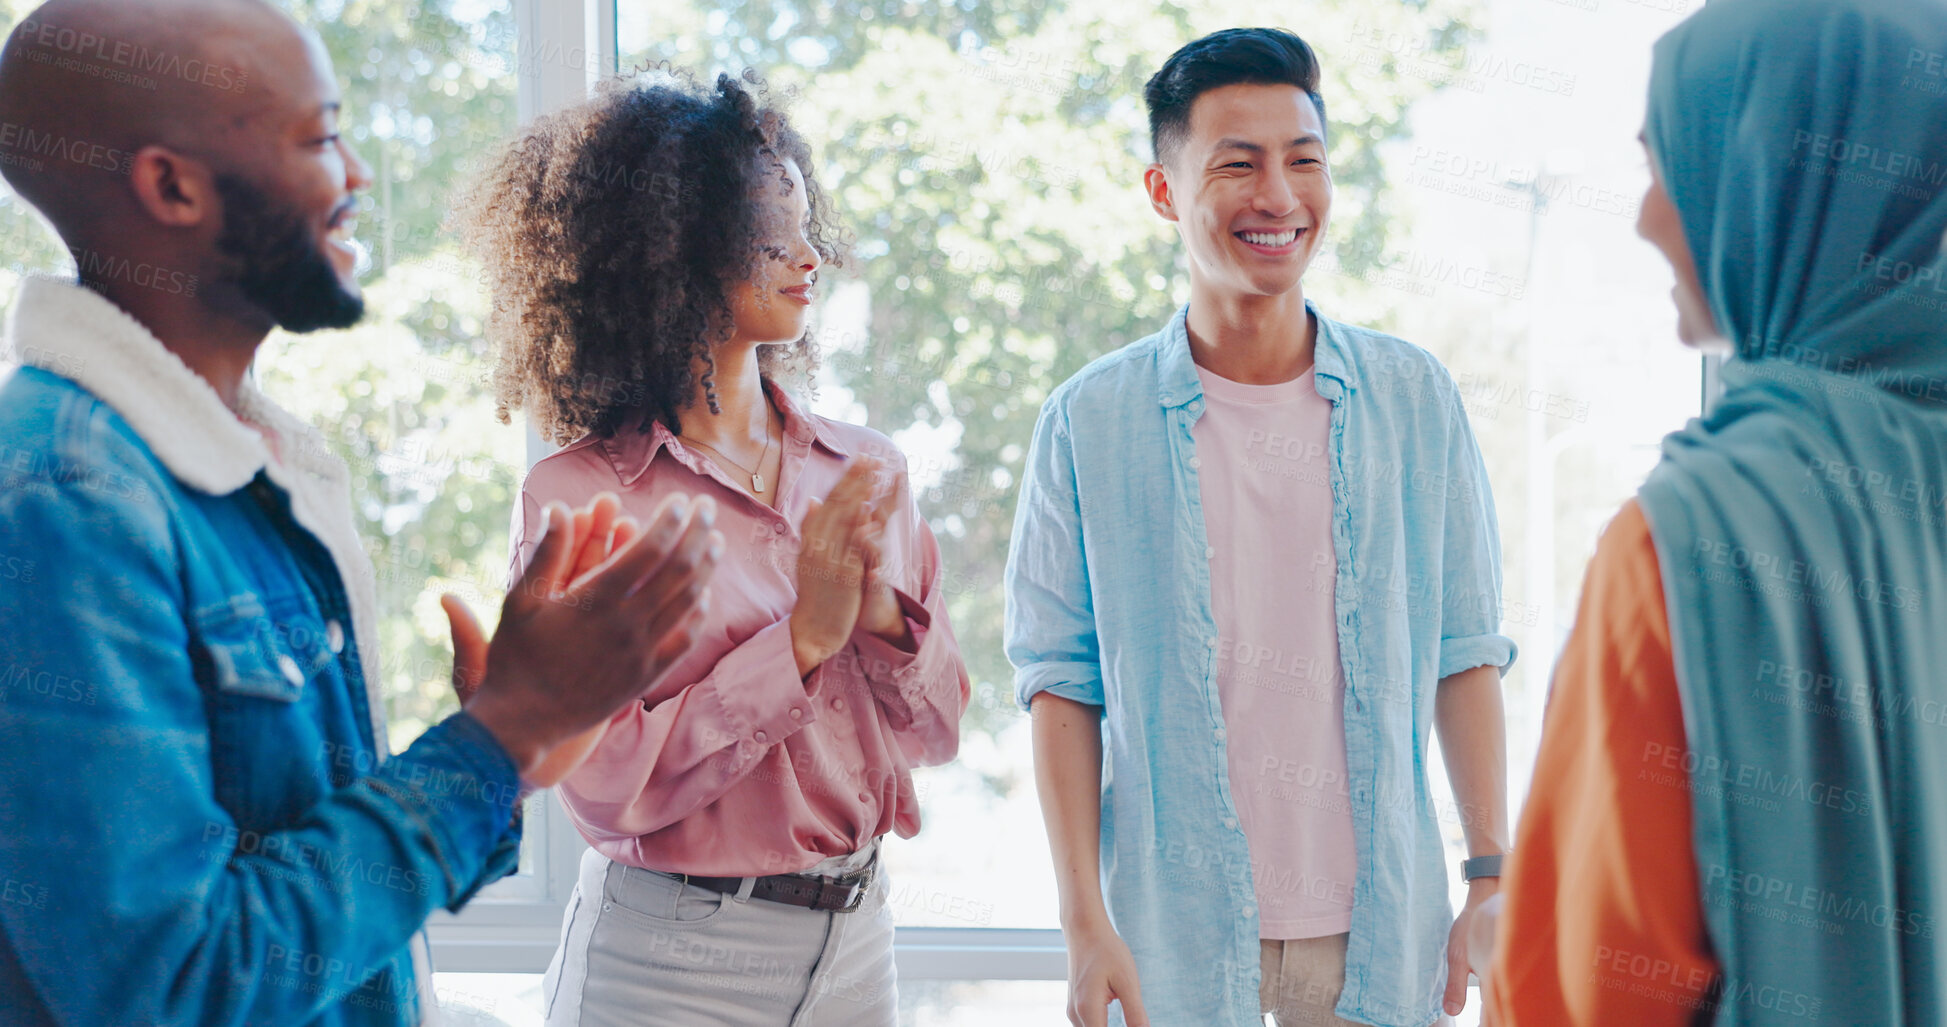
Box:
[752,472,766,494]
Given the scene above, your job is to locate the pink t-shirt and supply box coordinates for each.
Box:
[1192,365,1358,939]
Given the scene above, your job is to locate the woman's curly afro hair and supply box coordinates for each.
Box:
[458,68,847,444]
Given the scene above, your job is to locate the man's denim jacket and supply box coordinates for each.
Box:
[0,277,521,1026]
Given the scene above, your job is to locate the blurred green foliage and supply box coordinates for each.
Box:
[1,0,1476,759]
[619,0,1479,752]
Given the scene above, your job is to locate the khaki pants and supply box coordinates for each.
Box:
[1258,935,1456,1027]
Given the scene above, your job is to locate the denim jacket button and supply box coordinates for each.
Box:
[276,654,303,686]
[325,620,345,654]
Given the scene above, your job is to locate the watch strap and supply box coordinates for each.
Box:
[1462,854,1506,881]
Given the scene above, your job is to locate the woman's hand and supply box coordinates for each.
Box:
[854,464,913,646]
[788,458,883,675]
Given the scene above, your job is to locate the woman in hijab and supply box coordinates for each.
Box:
[1483,0,1947,1022]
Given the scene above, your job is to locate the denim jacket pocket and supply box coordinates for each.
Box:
[192,597,338,826]
[191,596,310,703]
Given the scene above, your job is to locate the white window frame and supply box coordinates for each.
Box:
[429,0,1728,990]
[425,0,1065,981]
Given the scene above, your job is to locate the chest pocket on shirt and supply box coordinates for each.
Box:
[191,596,331,826]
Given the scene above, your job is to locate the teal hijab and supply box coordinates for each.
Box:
[1638,0,1947,1022]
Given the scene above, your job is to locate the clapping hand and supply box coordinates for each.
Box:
[441,490,722,788]
[787,457,908,675]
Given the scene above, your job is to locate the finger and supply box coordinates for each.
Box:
[644,584,714,673]
[441,593,488,705]
[628,523,722,626]
[864,462,899,518]
[808,478,868,553]
[820,458,880,521]
[580,493,697,607]
[1116,974,1149,1027]
[867,482,897,531]
[1444,941,1469,1016]
[512,502,576,607]
[567,504,594,564]
[607,515,641,551]
[851,521,887,583]
[571,495,621,581]
[1074,990,1105,1027]
[831,468,881,539]
[570,514,638,592]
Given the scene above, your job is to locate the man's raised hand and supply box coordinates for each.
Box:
[459,492,722,787]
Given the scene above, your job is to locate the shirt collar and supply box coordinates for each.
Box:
[2,274,334,495]
[1154,299,1359,408]
[600,377,851,487]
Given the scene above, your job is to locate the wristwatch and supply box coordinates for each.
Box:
[1461,854,1506,882]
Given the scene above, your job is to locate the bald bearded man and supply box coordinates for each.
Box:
[0,2,724,1024]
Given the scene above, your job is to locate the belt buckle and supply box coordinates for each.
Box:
[837,878,866,913]
[833,862,873,913]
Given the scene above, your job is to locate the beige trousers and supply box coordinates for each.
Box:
[1258,934,1456,1027]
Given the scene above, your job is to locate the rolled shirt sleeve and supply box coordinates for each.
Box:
[1005,396,1106,709]
[1437,386,1519,679]
[847,587,968,768]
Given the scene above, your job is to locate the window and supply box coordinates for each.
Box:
[604,0,1703,1008]
[0,0,1705,1020]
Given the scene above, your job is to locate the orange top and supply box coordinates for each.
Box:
[1488,499,1719,1025]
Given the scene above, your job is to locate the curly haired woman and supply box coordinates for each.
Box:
[460,70,969,1027]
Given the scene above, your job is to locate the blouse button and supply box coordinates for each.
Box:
[858,792,871,804]
[831,698,845,711]
[754,730,768,743]
[773,522,787,534]
[788,708,803,720]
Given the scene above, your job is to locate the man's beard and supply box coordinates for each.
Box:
[215,174,364,333]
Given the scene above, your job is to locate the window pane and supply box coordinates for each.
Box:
[253,0,523,749]
[618,0,1699,934]
[0,0,537,885]
[268,0,543,886]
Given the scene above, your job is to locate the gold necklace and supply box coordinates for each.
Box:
[683,409,776,494]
